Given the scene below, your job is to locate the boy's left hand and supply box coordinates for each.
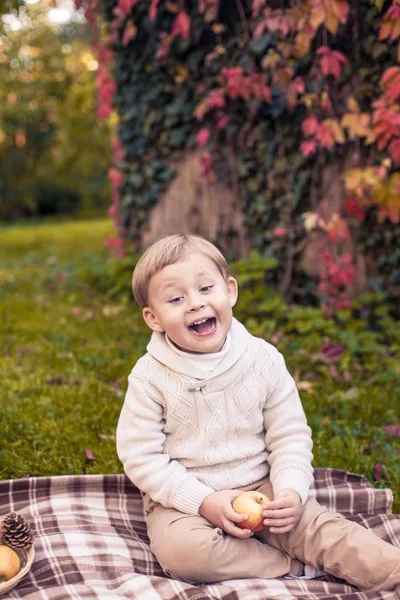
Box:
[262,489,301,534]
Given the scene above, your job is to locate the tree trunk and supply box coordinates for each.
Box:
[140,150,250,258]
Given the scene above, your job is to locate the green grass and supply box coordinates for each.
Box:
[0,219,399,513]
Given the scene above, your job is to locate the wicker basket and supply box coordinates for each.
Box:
[0,546,35,595]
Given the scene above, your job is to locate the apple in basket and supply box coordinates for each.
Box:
[232,491,271,533]
[0,545,21,582]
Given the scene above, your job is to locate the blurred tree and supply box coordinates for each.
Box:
[0,0,112,220]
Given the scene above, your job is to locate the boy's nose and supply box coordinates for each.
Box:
[188,294,205,311]
[189,302,205,311]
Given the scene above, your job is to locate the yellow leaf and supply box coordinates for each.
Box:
[212,23,225,34]
[343,168,364,195]
[371,173,400,223]
[370,0,384,10]
[341,112,373,139]
[174,65,188,83]
[364,167,381,188]
[323,118,345,143]
[325,4,339,34]
[310,4,326,30]
[294,31,312,57]
[165,1,180,12]
[261,49,281,70]
[347,96,360,113]
[194,99,207,120]
[301,92,318,109]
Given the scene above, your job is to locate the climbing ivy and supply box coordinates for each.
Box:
[78,0,400,311]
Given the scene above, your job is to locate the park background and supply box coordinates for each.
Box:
[0,0,399,511]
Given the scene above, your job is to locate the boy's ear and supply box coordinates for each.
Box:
[142,307,164,333]
[227,276,238,308]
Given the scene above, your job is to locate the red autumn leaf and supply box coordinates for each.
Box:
[381,66,400,102]
[194,89,226,121]
[317,46,347,78]
[111,137,124,163]
[216,114,229,129]
[149,0,160,22]
[373,106,400,149]
[196,127,210,147]
[98,44,113,66]
[325,213,351,243]
[107,203,118,219]
[344,196,364,221]
[389,138,400,163]
[96,68,116,119]
[156,33,172,59]
[222,67,247,100]
[387,4,400,19]
[381,65,400,86]
[289,76,305,95]
[122,20,137,46]
[249,73,272,102]
[104,237,125,249]
[315,123,336,149]
[108,168,123,188]
[171,11,191,40]
[286,76,305,109]
[379,4,400,42]
[200,152,213,176]
[302,115,319,136]
[117,0,140,14]
[252,0,267,17]
[273,227,288,237]
[207,89,226,111]
[300,139,317,157]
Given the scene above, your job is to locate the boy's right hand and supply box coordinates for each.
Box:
[199,490,254,539]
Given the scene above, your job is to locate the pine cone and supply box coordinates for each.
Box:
[1,512,33,551]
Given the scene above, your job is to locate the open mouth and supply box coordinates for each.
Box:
[188,317,217,335]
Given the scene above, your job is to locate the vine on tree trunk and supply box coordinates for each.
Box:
[75,0,400,311]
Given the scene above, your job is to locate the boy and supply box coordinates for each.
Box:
[117,234,400,593]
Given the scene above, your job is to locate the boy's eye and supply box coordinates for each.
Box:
[200,285,213,292]
[169,296,183,304]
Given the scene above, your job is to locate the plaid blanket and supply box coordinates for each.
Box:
[1,468,399,600]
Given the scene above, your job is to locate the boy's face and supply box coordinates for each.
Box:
[142,253,238,354]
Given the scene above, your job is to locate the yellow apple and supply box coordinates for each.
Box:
[0,544,21,582]
[232,490,271,532]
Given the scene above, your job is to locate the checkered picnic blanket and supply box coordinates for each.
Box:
[1,468,399,600]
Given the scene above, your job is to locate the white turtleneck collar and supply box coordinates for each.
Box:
[165,332,231,376]
[147,317,250,382]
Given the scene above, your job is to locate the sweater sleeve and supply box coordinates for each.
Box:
[116,370,215,515]
[262,346,314,505]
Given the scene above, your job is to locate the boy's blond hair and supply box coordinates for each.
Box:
[132,234,230,308]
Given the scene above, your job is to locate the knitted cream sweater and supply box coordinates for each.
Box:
[116,318,314,515]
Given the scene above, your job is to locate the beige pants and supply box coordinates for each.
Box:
[144,478,400,591]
